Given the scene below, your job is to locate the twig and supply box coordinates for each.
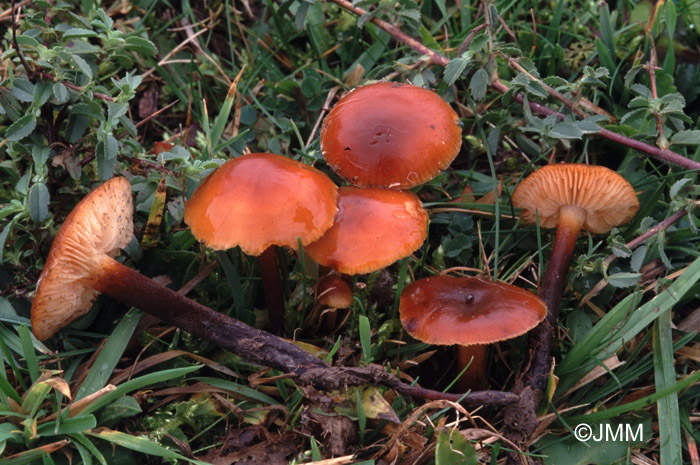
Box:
[11,0,32,77]
[580,209,688,304]
[325,0,700,172]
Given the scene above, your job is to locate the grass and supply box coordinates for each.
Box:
[1,0,699,464]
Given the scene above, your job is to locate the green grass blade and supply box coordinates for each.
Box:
[557,254,700,394]
[75,309,142,401]
[17,325,39,384]
[78,365,202,416]
[215,250,247,322]
[359,315,372,363]
[653,310,682,465]
[36,415,97,436]
[87,428,210,465]
[566,369,700,425]
[192,377,278,405]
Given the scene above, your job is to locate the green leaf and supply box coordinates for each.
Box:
[444,57,469,86]
[62,27,98,39]
[124,36,157,56]
[549,122,583,139]
[5,114,37,142]
[670,130,700,145]
[606,272,641,288]
[469,68,489,101]
[566,310,593,345]
[52,82,69,104]
[669,178,693,198]
[33,81,53,107]
[435,430,478,465]
[70,53,93,79]
[11,79,34,102]
[97,396,142,427]
[28,182,50,223]
[107,102,128,122]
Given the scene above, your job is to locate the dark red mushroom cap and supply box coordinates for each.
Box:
[320,82,462,189]
[399,276,546,346]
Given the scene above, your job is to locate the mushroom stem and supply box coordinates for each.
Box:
[259,245,286,335]
[86,255,325,374]
[456,344,487,391]
[538,205,586,322]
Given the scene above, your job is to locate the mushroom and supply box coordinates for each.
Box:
[303,274,354,334]
[399,276,546,391]
[30,177,327,373]
[321,82,462,189]
[511,163,639,321]
[305,186,428,274]
[184,153,339,334]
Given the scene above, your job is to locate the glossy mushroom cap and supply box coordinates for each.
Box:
[31,177,133,341]
[305,187,428,274]
[399,276,546,346]
[316,275,354,309]
[511,164,639,234]
[184,153,339,255]
[321,82,462,189]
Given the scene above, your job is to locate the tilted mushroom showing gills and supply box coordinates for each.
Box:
[31,177,327,374]
[399,276,546,390]
[31,177,133,340]
[511,164,639,321]
[321,82,462,189]
[184,153,339,334]
[305,187,428,275]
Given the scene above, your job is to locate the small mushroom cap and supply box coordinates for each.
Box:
[31,177,134,341]
[511,164,639,234]
[316,275,354,309]
[399,276,546,346]
[305,187,428,274]
[320,82,462,189]
[184,153,339,255]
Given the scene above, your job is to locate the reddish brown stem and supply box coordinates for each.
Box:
[88,256,324,374]
[456,344,488,391]
[538,206,585,326]
[259,246,285,335]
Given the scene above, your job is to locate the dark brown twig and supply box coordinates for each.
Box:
[11,0,33,77]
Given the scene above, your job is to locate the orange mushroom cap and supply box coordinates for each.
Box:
[320,82,462,189]
[305,186,428,274]
[184,153,339,255]
[511,164,639,234]
[31,177,134,341]
[399,276,546,346]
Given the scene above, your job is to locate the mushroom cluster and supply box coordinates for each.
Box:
[302,81,462,303]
